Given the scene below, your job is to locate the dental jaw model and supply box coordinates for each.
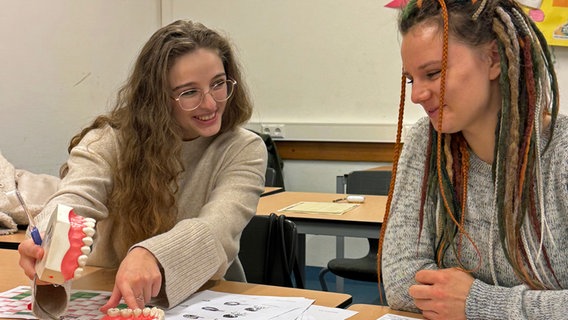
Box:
[35,204,96,284]
[32,204,97,319]
[102,307,166,320]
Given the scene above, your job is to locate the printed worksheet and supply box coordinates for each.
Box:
[167,290,314,319]
[377,314,420,320]
[0,287,357,320]
[0,286,113,319]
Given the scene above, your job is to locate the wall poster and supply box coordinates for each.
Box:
[518,0,568,47]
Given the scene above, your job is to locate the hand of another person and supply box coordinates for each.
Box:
[100,247,162,312]
[17,238,50,285]
[409,268,474,320]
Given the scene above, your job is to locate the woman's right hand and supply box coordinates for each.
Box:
[17,238,49,284]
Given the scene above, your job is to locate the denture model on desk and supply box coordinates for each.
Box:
[35,204,96,285]
[101,307,166,320]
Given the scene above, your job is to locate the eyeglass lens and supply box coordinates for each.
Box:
[177,79,236,111]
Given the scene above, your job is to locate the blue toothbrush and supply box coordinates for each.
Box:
[14,188,42,245]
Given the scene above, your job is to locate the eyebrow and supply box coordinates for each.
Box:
[402,60,440,78]
[171,72,227,92]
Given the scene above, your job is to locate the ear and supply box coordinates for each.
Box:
[487,40,501,80]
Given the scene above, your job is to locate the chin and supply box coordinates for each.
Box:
[199,125,222,137]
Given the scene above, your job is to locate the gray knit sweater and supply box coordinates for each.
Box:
[382,115,568,319]
[33,126,267,317]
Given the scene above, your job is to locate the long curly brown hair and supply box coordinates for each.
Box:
[61,20,253,259]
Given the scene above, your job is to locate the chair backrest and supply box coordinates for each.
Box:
[249,130,285,188]
[345,170,392,196]
[265,167,277,188]
[239,214,304,288]
[346,169,391,277]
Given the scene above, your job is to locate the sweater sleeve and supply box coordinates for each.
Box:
[136,131,267,308]
[382,118,438,313]
[35,127,117,231]
[383,116,568,319]
[466,280,568,319]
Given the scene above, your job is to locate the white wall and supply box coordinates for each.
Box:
[168,0,568,142]
[2,1,568,267]
[0,0,161,175]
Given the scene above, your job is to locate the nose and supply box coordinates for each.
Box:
[410,81,432,105]
[201,91,217,109]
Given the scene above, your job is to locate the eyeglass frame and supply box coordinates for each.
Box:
[172,78,237,111]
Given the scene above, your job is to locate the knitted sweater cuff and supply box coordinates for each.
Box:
[465,279,523,320]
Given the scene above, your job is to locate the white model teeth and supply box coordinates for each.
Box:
[82,236,93,246]
[120,308,133,317]
[150,307,165,320]
[77,254,88,266]
[107,308,120,316]
[82,226,95,237]
[80,245,91,255]
[84,219,96,228]
[105,307,163,319]
[73,267,83,278]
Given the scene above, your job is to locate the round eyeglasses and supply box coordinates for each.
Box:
[173,79,237,111]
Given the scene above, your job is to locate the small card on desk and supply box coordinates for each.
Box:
[278,201,359,215]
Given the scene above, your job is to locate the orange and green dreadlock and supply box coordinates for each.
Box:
[378,0,560,298]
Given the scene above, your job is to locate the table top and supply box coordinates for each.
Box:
[366,165,393,171]
[262,186,284,197]
[257,191,386,224]
[347,304,423,319]
[0,249,352,313]
[0,230,26,249]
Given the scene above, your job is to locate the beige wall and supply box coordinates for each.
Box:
[2,0,567,267]
[0,0,161,174]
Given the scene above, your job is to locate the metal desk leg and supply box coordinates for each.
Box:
[336,235,345,292]
[298,234,306,283]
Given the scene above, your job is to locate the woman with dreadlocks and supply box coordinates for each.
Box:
[379,0,568,319]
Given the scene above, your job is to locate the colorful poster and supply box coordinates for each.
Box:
[518,0,568,47]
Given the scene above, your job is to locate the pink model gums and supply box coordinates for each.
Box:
[35,204,96,284]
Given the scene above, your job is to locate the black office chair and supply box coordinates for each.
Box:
[265,167,277,188]
[239,213,304,288]
[249,130,286,188]
[319,169,391,291]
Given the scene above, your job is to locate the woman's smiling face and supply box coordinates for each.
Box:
[401,22,502,136]
[169,48,227,140]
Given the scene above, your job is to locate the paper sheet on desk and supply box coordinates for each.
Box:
[377,314,420,320]
[0,285,112,319]
[167,290,357,320]
[278,202,359,215]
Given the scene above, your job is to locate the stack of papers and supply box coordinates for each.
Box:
[167,290,358,320]
[278,202,359,215]
[0,286,358,320]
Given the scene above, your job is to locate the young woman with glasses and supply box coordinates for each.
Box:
[18,20,267,318]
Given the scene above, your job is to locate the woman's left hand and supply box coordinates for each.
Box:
[100,247,162,312]
[409,268,474,320]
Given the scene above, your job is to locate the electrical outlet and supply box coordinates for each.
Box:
[260,124,286,139]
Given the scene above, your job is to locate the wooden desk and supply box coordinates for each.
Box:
[257,191,385,290]
[0,230,26,250]
[366,165,393,171]
[0,249,352,319]
[261,186,284,197]
[257,191,386,230]
[347,304,423,319]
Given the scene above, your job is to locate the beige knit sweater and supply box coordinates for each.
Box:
[33,125,267,317]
